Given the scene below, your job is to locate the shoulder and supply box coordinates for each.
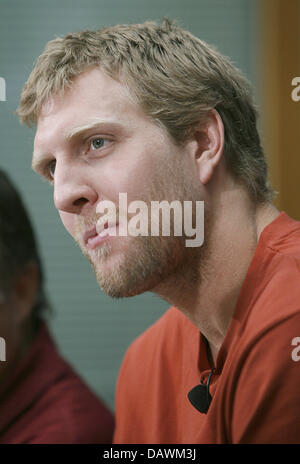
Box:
[115,306,196,403]
[114,307,197,443]
[230,310,300,443]
[240,213,300,336]
[225,245,300,443]
[223,215,300,442]
[34,362,114,443]
[245,239,300,335]
[8,325,114,444]
[118,306,193,372]
[234,230,300,374]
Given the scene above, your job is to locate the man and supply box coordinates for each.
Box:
[17,19,300,443]
[0,170,114,443]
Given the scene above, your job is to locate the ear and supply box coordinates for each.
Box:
[12,261,39,325]
[193,109,224,184]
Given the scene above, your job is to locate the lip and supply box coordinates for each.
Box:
[84,223,118,250]
[84,226,98,245]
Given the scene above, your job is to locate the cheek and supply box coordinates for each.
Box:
[59,211,77,237]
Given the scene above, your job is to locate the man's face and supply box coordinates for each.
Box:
[33,68,201,297]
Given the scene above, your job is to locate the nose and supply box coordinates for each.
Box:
[53,160,98,214]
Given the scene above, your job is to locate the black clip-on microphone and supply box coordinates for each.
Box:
[188,367,215,414]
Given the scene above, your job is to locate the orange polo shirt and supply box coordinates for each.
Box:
[114,212,300,444]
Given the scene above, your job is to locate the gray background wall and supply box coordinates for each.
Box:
[0,0,258,411]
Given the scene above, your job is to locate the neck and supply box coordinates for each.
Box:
[153,188,280,365]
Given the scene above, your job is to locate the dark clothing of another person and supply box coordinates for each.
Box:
[0,323,114,443]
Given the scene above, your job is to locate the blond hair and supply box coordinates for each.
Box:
[17,19,272,202]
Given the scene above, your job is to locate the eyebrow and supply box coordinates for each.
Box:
[32,118,124,174]
[64,118,123,140]
[32,151,51,176]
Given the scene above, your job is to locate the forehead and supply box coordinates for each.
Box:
[34,67,148,147]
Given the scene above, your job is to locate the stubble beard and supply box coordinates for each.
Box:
[74,158,207,299]
[78,218,193,299]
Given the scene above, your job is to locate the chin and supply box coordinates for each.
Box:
[94,262,162,298]
[88,234,186,299]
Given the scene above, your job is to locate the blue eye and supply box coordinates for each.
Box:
[91,138,105,150]
[49,160,56,178]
